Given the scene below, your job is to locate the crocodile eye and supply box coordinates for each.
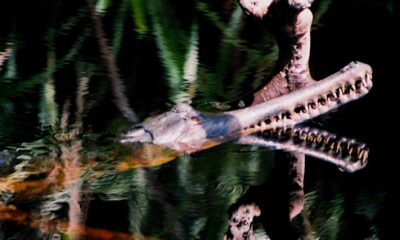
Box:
[190,116,201,124]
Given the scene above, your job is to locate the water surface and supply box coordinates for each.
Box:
[1,0,395,239]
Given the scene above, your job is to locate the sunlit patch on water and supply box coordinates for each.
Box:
[117,143,181,170]
[0,204,160,240]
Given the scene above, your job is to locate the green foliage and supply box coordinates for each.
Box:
[0,0,388,239]
[130,0,149,36]
[95,0,113,13]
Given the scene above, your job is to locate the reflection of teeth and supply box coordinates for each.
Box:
[343,156,352,164]
[336,143,342,153]
[362,149,369,163]
[315,136,323,144]
[329,142,336,150]
[348,147,354,156]
[260,125,368,170]
[307,134,314,142]
[358,150,364,160]
[357,148,364,155]
[357,146,365,155]
[348,139,356,149]
[299,132,307,141]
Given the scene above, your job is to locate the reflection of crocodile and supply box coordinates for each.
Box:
[238,126,369,172]
[121,62,372,154]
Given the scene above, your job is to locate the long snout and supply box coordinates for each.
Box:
[120,127,153,143]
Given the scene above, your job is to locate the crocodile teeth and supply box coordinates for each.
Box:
[259,121,267,128]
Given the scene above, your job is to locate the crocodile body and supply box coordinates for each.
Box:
[121,62,372,154]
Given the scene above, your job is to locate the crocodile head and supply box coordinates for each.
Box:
[121,62,372,153]
[121,103,243,152]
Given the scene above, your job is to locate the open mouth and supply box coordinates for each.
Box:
[120,126,154,143]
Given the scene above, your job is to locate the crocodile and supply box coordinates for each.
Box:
[120,0,373,176]
[121,61,372,154]
[120,0,373,156]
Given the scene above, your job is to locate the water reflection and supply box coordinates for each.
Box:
[151,0,199,105]
[0,45,12,73]
[0,0,391,239]
[0,124,371,239]
[238,127,369,173]
[0,133,273,239]
[224,148,384,239]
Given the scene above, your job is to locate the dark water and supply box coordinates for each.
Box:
[0,0,396,239]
